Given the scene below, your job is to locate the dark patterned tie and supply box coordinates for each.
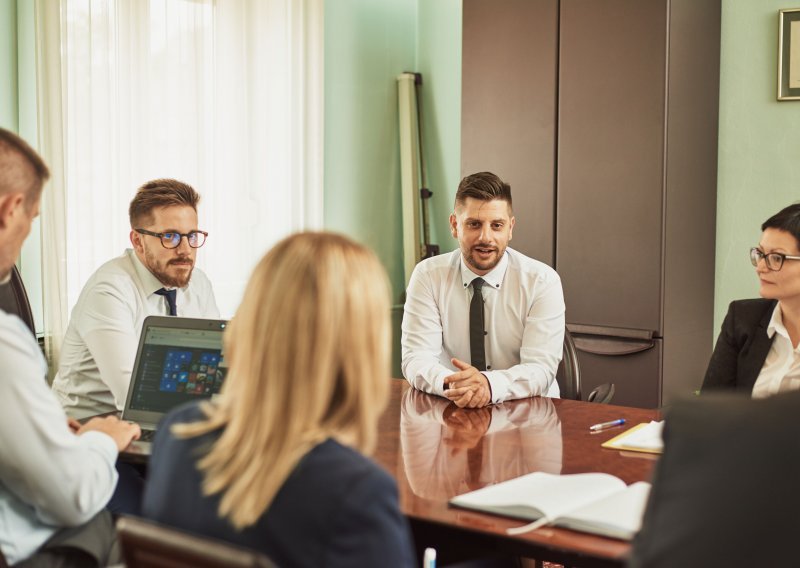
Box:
[469,278,486,371]
[154,288,177,316]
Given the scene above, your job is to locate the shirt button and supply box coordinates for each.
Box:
[487,365,492,370]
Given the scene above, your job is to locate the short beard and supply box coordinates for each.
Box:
[143,249,194,288]
[463,244,505,274]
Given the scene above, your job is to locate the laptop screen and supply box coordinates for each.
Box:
[127,321,228,414]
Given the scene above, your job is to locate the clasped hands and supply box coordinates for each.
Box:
[443,358,492,408]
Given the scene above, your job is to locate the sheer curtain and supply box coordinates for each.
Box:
[35,0,323,366]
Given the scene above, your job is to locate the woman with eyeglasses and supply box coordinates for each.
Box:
[142,232,415,567]
[703,204,800,397]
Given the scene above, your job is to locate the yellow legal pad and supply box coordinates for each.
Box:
[601,422,664,455]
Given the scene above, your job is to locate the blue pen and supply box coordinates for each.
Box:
[589,418,626,431]
[423,548,436,568]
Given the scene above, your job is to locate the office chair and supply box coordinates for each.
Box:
[0,265,35,337]
[557,327,583,400]
[630,391,800,567]
[556,327,615,403]
[117,516,277,568]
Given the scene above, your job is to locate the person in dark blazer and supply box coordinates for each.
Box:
[628,390,800,567]
[703,203,800,397]
[142,232,415,568]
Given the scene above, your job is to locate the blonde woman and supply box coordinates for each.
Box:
[142,232,414,567]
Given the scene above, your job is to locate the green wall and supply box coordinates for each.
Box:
[323,0,417,304]
[714,0,800,333]
[0,0,18,131]
[416,0,462,255]
[323,0,463,302]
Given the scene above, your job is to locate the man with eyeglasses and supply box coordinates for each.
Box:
[52,179,219,422]
[702,203,800,397]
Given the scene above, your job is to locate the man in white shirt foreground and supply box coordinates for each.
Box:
[401,171,565,408]
[52,178,220,419]
[0,128,140,566]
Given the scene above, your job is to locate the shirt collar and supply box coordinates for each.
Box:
[459,250,509,291]
[767,302,787,340]
[127,248,175,296]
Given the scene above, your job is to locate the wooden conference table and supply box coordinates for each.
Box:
[375,380,661,568]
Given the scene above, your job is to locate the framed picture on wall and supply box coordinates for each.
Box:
[778,8,800,100]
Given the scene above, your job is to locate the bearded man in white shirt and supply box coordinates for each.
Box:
[0,128,140,567]
[401,171,565,408]
[52,179,220,419]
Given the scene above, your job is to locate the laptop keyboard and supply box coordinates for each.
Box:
[138,429,157,442]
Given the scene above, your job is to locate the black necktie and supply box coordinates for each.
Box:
[154,288,177,316]
[469,278,486,371]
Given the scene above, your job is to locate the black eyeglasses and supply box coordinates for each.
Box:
[135,228,208,249]
[750,247,800,271]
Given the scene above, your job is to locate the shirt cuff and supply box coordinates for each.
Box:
[483,371,508,404]
[78,430,120,463]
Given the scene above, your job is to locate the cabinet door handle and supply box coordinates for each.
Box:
[572,336,656,356]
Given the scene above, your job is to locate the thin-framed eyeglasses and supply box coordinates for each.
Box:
[135,228,208,249]
[749,247,800,271]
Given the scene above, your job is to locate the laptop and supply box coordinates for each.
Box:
[120,315,228,458]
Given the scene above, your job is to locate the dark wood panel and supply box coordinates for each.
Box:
[461,0,558,266]
[556,0,667,331]
[377,379,660,566]
[660,0,721,404]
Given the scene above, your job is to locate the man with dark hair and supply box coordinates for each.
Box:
[52,178,219,419]
[0,128,140,566]
[402,171,565,408]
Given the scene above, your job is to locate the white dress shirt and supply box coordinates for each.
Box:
[752,303,800,399]
[401,248,565,402]
[0,310,118,565]
[52,249,219,418]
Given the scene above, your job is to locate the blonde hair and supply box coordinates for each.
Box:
[174,231,392,529]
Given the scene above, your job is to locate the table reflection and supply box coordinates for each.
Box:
[400,389,563,501]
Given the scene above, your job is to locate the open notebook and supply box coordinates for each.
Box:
[450,472,651,540]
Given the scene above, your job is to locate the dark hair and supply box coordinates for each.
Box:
[762,204,800,249]
[455,171,512,211]
[0,128,50,205]
[129,179,200,227]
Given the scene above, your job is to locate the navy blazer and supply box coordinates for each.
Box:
[701,298,776,393]
[142,403,415,568]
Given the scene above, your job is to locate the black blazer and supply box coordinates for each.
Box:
[701,298,776,393]
[629,390,800,567]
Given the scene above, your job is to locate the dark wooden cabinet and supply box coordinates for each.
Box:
[462,0,720,407]
[461,0,558,266]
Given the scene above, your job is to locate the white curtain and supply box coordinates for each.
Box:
[35,0,324,366]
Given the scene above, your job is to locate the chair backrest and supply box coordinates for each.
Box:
[556,327,582,400]
[630,391,800,567]
[0,265,35,336]
[117,516,277,568]
[556,328,615,403]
